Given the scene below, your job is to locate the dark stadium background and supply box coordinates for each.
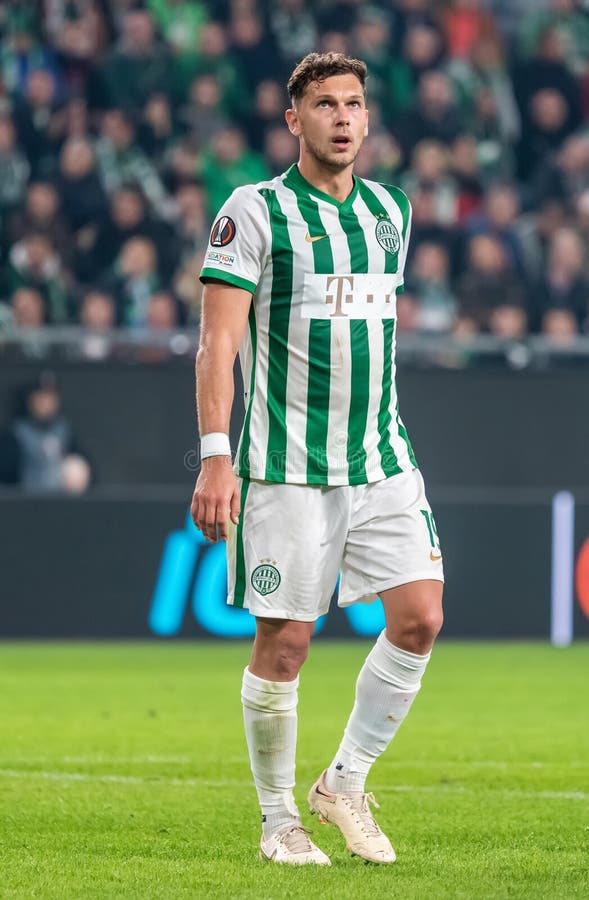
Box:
[0,0,588,643]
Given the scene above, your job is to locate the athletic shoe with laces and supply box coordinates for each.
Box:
[307,770,396,864]
[259,823,331,865]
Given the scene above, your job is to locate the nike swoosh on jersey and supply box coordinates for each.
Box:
[430,551,442,561]
[305,233,329,243]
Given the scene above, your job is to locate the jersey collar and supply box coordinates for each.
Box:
[284,164,359,210]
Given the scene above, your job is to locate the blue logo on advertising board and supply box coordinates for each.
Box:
[149,512,385,637]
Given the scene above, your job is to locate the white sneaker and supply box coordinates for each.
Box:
[307,771,396,864]
[259,824,331,865]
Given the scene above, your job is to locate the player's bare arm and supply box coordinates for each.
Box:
[191,281,252,543]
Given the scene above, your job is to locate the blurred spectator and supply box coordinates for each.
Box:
[109,236,162,326]
[451,35,520,149]
[354,130,402,182]
[0,115,30,213]
[0,372,91,493]
[245,79,286,152]
[173,182,210,260]
[407,241,457,332]
[179,73,231,148]
[385,24,446,117]
[455,234,527,333]
[513,25,582,177]
[449,133,484,221]
[8,287,46,328]
[465,181,526,276]
[148,0,208,57]
[99,10,171,112]
[541,307,579,344]
[0,10,58,96]
[78,288,116,360]
[229,14,281,93]
[402,140,459,226]
[173,21,245,114]
[5,181,71,262]
[264,126,299,175]
[393,70,464,163]
[137,93,178,166]
[439,0,498,60]
[13,68,61,176]
[95,109,171,218]
[146,290,182,329]
[520,0,589,76]
[79,289,116,331]
[268,0,318,66]
[533,226,588,329]
[200,126,270,214]
[530,134,589,207]
[6,234,69,323]
[56,137,108,234]
[80,186,177,283]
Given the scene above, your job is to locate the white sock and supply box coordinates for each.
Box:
[326,631,431,794]
[241,667,300,838]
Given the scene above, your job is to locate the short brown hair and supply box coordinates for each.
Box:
[287,52,367,103]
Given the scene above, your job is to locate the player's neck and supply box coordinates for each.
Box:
[296,157,355,204]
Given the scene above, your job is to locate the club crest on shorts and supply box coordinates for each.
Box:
[251,563,281,596]
[375,218,400,255]
[210,216,236,247]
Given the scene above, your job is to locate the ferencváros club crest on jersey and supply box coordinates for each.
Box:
[210,216,236,247]
[375,217,400,255]
[251,563,281,596]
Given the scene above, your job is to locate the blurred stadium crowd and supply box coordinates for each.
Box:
[2,0,589,345]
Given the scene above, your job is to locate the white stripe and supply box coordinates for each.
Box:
[277,183,311,478]
[243,263,271,478]
[0,769,585,801]
[314,197,352,484]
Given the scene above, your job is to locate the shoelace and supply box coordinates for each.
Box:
[277,825,315,854]
[345,792,383,838]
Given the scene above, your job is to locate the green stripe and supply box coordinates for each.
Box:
[377,319,402,476]
[200,268,257,293]
[341,203,369,482]
[237,304,257,477]
[293,194,333,482]
[260,188,293,482]
[232,478,250,608]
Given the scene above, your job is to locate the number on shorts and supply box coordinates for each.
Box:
[420,509,439,549]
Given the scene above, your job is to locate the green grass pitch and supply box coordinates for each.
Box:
[0,641,587,899]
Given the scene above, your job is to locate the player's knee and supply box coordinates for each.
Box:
[393,607,443,654]
[273,630,310,679]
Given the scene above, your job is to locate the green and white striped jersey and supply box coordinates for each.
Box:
[200,163,416,486]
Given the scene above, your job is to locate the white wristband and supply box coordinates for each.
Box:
[200,432,231,460]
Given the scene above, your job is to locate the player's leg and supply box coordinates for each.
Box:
[231,480,343,864]
[243,617,313,839]
[309,470,443,862]
[324,578,443,795]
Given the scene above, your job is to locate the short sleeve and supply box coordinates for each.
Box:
[200,185,269,293]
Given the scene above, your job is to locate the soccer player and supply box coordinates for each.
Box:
[191,52,444,866]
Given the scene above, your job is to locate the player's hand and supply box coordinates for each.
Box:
[190,456,240,543]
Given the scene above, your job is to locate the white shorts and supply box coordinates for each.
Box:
[226,468,444,621]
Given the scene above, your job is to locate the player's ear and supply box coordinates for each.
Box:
[364,108,369,138]
[285,107,301,137]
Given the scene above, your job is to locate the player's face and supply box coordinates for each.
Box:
[286,74,369,172]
